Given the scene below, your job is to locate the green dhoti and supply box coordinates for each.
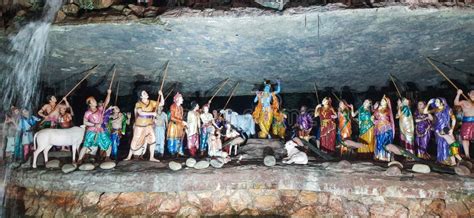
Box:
[83,131,112,151]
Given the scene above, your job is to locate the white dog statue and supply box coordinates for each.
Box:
[32,126,86,168]
[282,140,308,165]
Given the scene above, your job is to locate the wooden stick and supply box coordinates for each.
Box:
[426,57,469,100]
[108,67,116,91]
[114,79,120,106]
[40,64,99,125]
[58,64,99,106]
[331,92,341,102]
[389,74,402,99]
[224,82,240,109]
[164,86,175,101]
[313,82,320,104]
[210,78,229,102]
[159,61,170,92]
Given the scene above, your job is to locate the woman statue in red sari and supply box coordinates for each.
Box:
[315,97,337,152]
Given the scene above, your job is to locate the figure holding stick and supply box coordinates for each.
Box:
[454,89,474,159]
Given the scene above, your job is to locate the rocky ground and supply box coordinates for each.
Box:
[2,138,473,216]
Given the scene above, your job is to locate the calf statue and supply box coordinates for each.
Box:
[32,126,85,168]
[282,140,308,165]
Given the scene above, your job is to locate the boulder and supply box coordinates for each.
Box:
[454,165,471,176]
[72,0,118,10]
[210,159,224,168]
[388,161,403,169]
[263,155,276,167]
[55,11,67,23]
[79,163,95,171]
[46,160,61,169]
[128,4,145,16]
[100,161,116,170]
[186,158,197,168]
[111,5,125,11]
[412,164,430,174]
[385,166,402,177]
[61,164,77,174]
[169,161,182,171]
[16,10,27,17]
[122,8,132,16]
[336,160,352,169]
[194,160,210,170]
[61,4,80,17]
[144,10,158,18]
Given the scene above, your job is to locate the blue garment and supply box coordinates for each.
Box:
[200,126,212,152]
[110,132,120,159]
[374,130,393,161]
[155,126,166,155]
[463,116,474,122]
[167,139,182,155]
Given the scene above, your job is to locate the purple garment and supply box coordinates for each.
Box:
[431,98,451,163]
[414,111,431,156]
[297,113,313,131]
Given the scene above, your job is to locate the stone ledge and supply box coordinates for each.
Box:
[9,161,474,201]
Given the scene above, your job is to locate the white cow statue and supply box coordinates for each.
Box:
[282,140,308,165]
[32,126,86,168]
[220,109,255,136]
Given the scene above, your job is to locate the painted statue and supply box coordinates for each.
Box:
[221,109,255,137]
[314,97,337,152]
[187,101,201,157]
[154,105,168,158]
[337,100,352,156]
[125,90,163,162]
[351,100,375,154]
[282,140,308,165]
[208,127,223,157]
[437,127,462,166]
[272,107,287,140]
[3,106,20,160]
[414,101,432,159]
[58,98,74,129]
[373,95,395,162]
[454,89,474,159]
[78,90,113,163]
[38,95,60,128]
[200,101,216,156]
[253,80,281,139]
[17,109,40,161]
[296,105,313,141]
[396,98,415,157]
[168,92,186,156]
[105,106,131,160]
[424,97,455,164]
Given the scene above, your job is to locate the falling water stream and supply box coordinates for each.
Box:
[1,0,63,215]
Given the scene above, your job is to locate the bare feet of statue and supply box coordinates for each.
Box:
[149,157,160,162]
[104,157,112,162]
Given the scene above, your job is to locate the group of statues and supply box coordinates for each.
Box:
[2,78,473,168]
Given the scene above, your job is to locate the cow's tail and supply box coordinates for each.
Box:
[33,132,38,150]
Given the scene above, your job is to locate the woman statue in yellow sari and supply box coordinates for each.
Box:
[351,99,375,155]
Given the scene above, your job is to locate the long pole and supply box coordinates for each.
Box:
[224,82,240,109]
[210,78,229,102]
[389,74,402,99]
[114,79,120,106]
[426,57,469,100]
[313,82,320,104]
[57,64,99,106]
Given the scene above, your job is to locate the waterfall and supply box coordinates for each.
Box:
[1,0,64,111]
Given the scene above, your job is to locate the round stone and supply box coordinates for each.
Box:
[194,160,210,170]
[100,161,116,170]
[169,161,182,171]
[336,160,352,169]
[412,164,430,174]
[388,161,404,169]
[61,164,77,174]
[79,163,95,171]
[264,155,276,167]
[454,165,471,176]
[45,159,61,169]
[186,158,197,168]
[210,159,224,168]
[385,166,402,177]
